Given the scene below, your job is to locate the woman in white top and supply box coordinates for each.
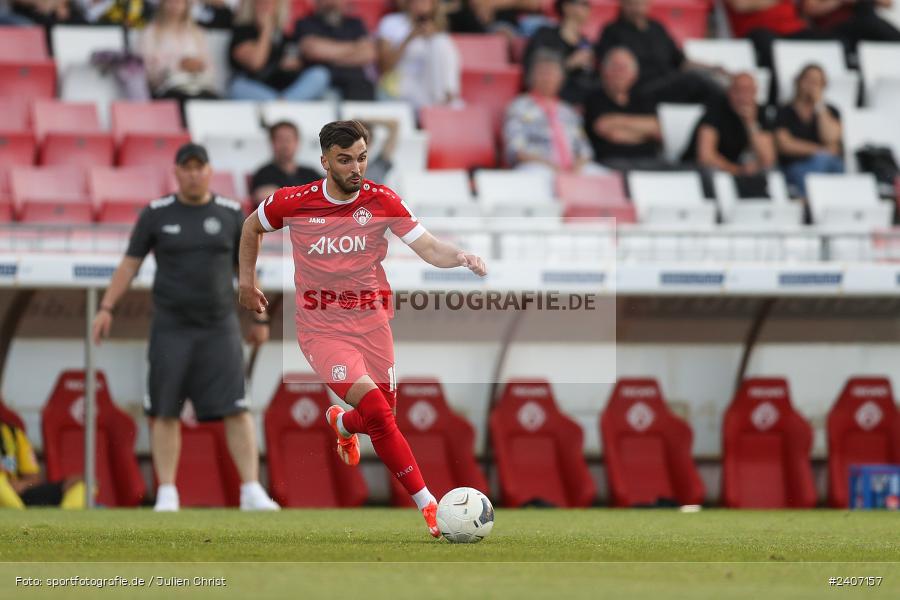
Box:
[140,0,218,107]
[376,0,461,110]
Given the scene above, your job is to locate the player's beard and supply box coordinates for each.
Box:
[334,171,362,194]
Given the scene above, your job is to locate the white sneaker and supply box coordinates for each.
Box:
[240,482,280,511]
[154,485,179,512]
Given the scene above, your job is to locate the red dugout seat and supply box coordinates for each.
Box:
[827,377,900,508]
[722,378,816,508]
[389,378,489,507]
[460,65,522,137]
[33,101,113,168]
[420,106,496,170]
[11,165,92,223]
[90,166,164,224]
[40,370,145,507]
[600,378,704,506]
[264,375,368,507]
[557,172,637,222]
[452,34,509,68]
[489,379,595,507]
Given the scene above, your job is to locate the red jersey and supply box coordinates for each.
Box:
[257,178,425,335]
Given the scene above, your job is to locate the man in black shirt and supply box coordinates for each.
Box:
[594,0,724,106]
[294,0,376,100]
[584,47,663,169]
[91,143,279,513]
[251,121,320,207]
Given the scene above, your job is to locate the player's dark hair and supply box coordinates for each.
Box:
[269,120,299,140]
[319,120,369,153]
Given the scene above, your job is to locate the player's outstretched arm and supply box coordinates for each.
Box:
[238,212,270,314]
[408,231,487,277]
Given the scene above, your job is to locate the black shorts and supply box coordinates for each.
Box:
[20,481,64,506]
[146,310,247,422]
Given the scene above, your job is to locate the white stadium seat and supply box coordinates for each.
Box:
[395,170,481,220]
[204,136,273,177]
[657,103,704,163]
[260,101,337,165]
[185,100,262,141]
[627,171,716,225]
[340,100,418,136]
[473,169,560,218]
[683,39,770,103]
[713,171,802,225]
[858,41,900,105]
[806,173,893,228]
[842,109,900,174]
[773,41,859,111]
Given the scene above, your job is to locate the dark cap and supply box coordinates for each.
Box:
[174,143,209,166]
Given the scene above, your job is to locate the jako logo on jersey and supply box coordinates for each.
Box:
[353,207,372,226]
[308,217,326,224]
[308,235,367,255]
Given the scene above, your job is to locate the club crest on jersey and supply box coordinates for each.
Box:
[331,364,347,382]
[203,217,222,235]
[353,207,372,226]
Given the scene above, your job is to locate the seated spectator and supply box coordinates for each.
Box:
[376,0,461,110]
[2,0,33,23]
[74,0,151,25]
[191,0,238,28]
[445,0,544,36]
[595,0,725,106]
[229,0,330,101]
[0,407,85,509]
[250,121,321,207]
[294,0,376,100]
[585,47,663,170]
[11,0,84,25]
[523,0,595,107]
[140,0,219,109]
[683,72,776,176]
[775,63,843,195]
[503,50,596,174]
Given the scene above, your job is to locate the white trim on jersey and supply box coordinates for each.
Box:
[257,198,275,232]
[401,223,427,245]
[322,178,359,205]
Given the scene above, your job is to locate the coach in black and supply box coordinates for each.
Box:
[92,143,279,512]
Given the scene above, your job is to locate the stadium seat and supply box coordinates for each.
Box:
[806,173,893,228]
[842,109,900,173]
[51,26,126,121]
[40,370,145,507]
[858,42,900,106]
[627,171,716,225]
[460,65,522,136]
[117,132,192,169]
[390,131,429,173]
[32,100,114,168]
[420,106,496,170]
[110,101,184,143]
[395,169,481,219]
[260,100,338,165]
[557,172,637,223]
[185,100,262,142]
[712,171,802,225]
[90,166,165,224]
[649,0,710,47]
[205,29,233,95]
[600,378,705,507]
[474,169,559,217]
[657,103,704,164]
[827,377,900,508]
[0,132,36,167]
[721,378,816,508]
[11,166,93,223]
[264,375,368,507]
[389,378,489,507]
[0,26,49,60]
[340,100,417,135]
[170,408,242,507]
[205,136,273,178]
[489,379,595,507]
[452,34,509,69]
[683,39,770,103]
[164,170,240,201]
[772,40,859,110]
[0,62,56,99]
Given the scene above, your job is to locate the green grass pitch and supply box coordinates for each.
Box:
[1,509,899,599]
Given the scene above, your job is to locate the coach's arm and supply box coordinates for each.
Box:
[238,212,270,314]
[408,231,487,277]
[91,256,143,345]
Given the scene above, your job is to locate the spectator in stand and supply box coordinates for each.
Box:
[229,0,330,100]
[376,0,461,110]
[2,0,33,23]
[140,0,219,110]
[250,120,320,207]
[294,0,376,100]
[774,63,843,195]
[445,0,543,36]
[682,72,776,176]
[523,0,595,107]
[585,47,664,170]
[11,0,84,25]
[595,0,725,106]
[504,50,596,174]
[802,0,900,49]
[190,0,238,28]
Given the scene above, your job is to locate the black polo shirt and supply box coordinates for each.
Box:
[594,17,684,86]
[682,99,774,163]
[584,87,660,160]
[293,13,369,79]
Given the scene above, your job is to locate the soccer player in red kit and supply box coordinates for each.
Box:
[238,121,487,537]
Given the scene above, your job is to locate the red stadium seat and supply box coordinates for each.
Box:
[600,378,704,507]
[584,0,620,40]
[11,165,93,223]
[169,405,242,507]
[388,378,489,507]
[0,62,56,100]
[0,168,12,222]
[40,370,145,507]
[0,26,49,61]
[165,170,238,200]
[90,166,165,224]
[110,100,184,143]
[489,379,595,507]
[452,34,509,69]
[264,375,368,507]
[722,378,816,508]
[32,101,114,168]
[827,377,900,508]
[460,65,522,137]
[649,0,709,47]
[557,172,637,222]
[0,97,31,131]
[0,132,37,167]
[420,106,497,170]
[117,133,192,168]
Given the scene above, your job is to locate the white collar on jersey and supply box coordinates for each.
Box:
[322,178,360,205]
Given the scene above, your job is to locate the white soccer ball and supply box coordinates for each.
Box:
[436,487,494,543]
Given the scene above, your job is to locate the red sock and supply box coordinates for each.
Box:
[352,387,426,495]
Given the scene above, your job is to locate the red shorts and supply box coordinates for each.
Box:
[297,322,397,406]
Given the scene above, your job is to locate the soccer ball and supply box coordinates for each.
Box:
[436,487,494,543]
